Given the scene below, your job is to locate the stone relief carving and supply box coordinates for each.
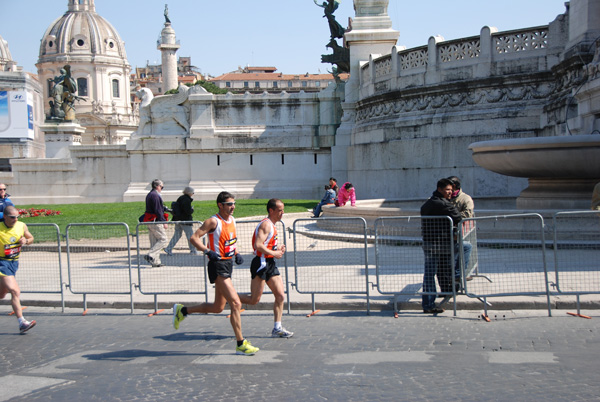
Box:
[134,85,191,137]
[355,81,560,122]
[494,30,547,54]
[439,40,480,62]
[400,49,428,70]
[374,56,392,78]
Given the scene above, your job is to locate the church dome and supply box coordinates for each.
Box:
[0,34,16,71]
[38,0,128,65]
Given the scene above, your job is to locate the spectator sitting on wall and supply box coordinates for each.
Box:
[329,177,339,197]
[0,183,15,222]
[312,184,336,218]
[336,182,356,207]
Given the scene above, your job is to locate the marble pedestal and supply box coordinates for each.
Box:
[42,121,84,158]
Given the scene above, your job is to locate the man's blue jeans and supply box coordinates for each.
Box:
[422,248,453,310]
[454,241,473,280]
[313,202,333,217]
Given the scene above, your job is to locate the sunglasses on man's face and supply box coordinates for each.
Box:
[5,215,18,219]
[222,202,236,206]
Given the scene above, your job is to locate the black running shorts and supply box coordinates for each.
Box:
[250,256,280,282]
[207,259,233,284]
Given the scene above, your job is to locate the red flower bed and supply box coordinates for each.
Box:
[18,208,62,218]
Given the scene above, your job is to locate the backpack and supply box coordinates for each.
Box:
[171,201,181,219]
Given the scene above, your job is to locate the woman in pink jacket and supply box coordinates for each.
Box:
[336,182,356,207]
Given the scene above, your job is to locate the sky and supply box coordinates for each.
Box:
[1,0,568,77]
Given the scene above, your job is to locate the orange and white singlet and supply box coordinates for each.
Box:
[252,218,278,259]
[207,214,237,259]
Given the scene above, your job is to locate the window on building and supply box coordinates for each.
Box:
[315,81,321,87]
[77,77,88,97]
[244,81,249,88]
[226,82,231,88]
[302,81,308,87]
[288,81,293,88]
[250,155,253,165]
[112,79,120,98]
[255,82,260,88]
[273,81,278,88]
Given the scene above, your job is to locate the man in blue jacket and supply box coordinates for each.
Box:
[143,179,168,267]
[0,184,14,222]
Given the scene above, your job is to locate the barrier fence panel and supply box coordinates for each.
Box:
[553,211,600,295]
[461,214,551,315]
[234,220,288,297]
[374,216,456,312]
[66,223,133,310]
[292,217,370,312]
[18,223,65,311]
[136,221,207,296]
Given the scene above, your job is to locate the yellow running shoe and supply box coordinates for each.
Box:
[236,339,259,356]
[173,303,185,330]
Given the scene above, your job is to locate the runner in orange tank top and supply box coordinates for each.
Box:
[238,199,294,338]
[170,191,259,356]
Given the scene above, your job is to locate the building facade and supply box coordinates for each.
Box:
[0,34,45,169]
[36,0,137,145]
[210,66,348,93]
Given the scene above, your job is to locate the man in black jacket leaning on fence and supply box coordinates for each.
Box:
[421,178,462,314]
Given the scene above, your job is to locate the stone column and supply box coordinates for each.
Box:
[332,0,399,179]
[158,22,180,93]
[41,121,85,158]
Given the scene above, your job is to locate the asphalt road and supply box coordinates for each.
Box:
[1,307,599,401]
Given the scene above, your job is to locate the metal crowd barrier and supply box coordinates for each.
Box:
[292,217,370,314]
[18,223,65,311]
[552,210,600,315]
[461,213,551,316]
[374,216,458,315]
[234,220,290,313]
[65,223,133,312]
[135,221,207,312]
[10,211,600,317]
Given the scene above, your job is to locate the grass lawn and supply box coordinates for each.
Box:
[17,199,316,235]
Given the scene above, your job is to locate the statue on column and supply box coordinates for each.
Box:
[314,0,350,75]
[314,0,345,39]
[164,4,171,23]
[47,64,81,122]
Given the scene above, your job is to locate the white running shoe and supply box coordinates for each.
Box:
[271,327,294,338]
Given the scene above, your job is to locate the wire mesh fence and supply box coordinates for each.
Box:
[11,211,600,315]
[135,221,206,295]
[462,214,550,299]
[374,216,457,301]
[552,211,600,295]
[66,223,132,295]
[18,223,64,298]
[292,217,369,296]
[233,220,288,295]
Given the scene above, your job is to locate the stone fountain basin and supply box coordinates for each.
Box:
[468,134,600,179]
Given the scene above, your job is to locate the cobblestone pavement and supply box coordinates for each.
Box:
[1,307,599,401]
